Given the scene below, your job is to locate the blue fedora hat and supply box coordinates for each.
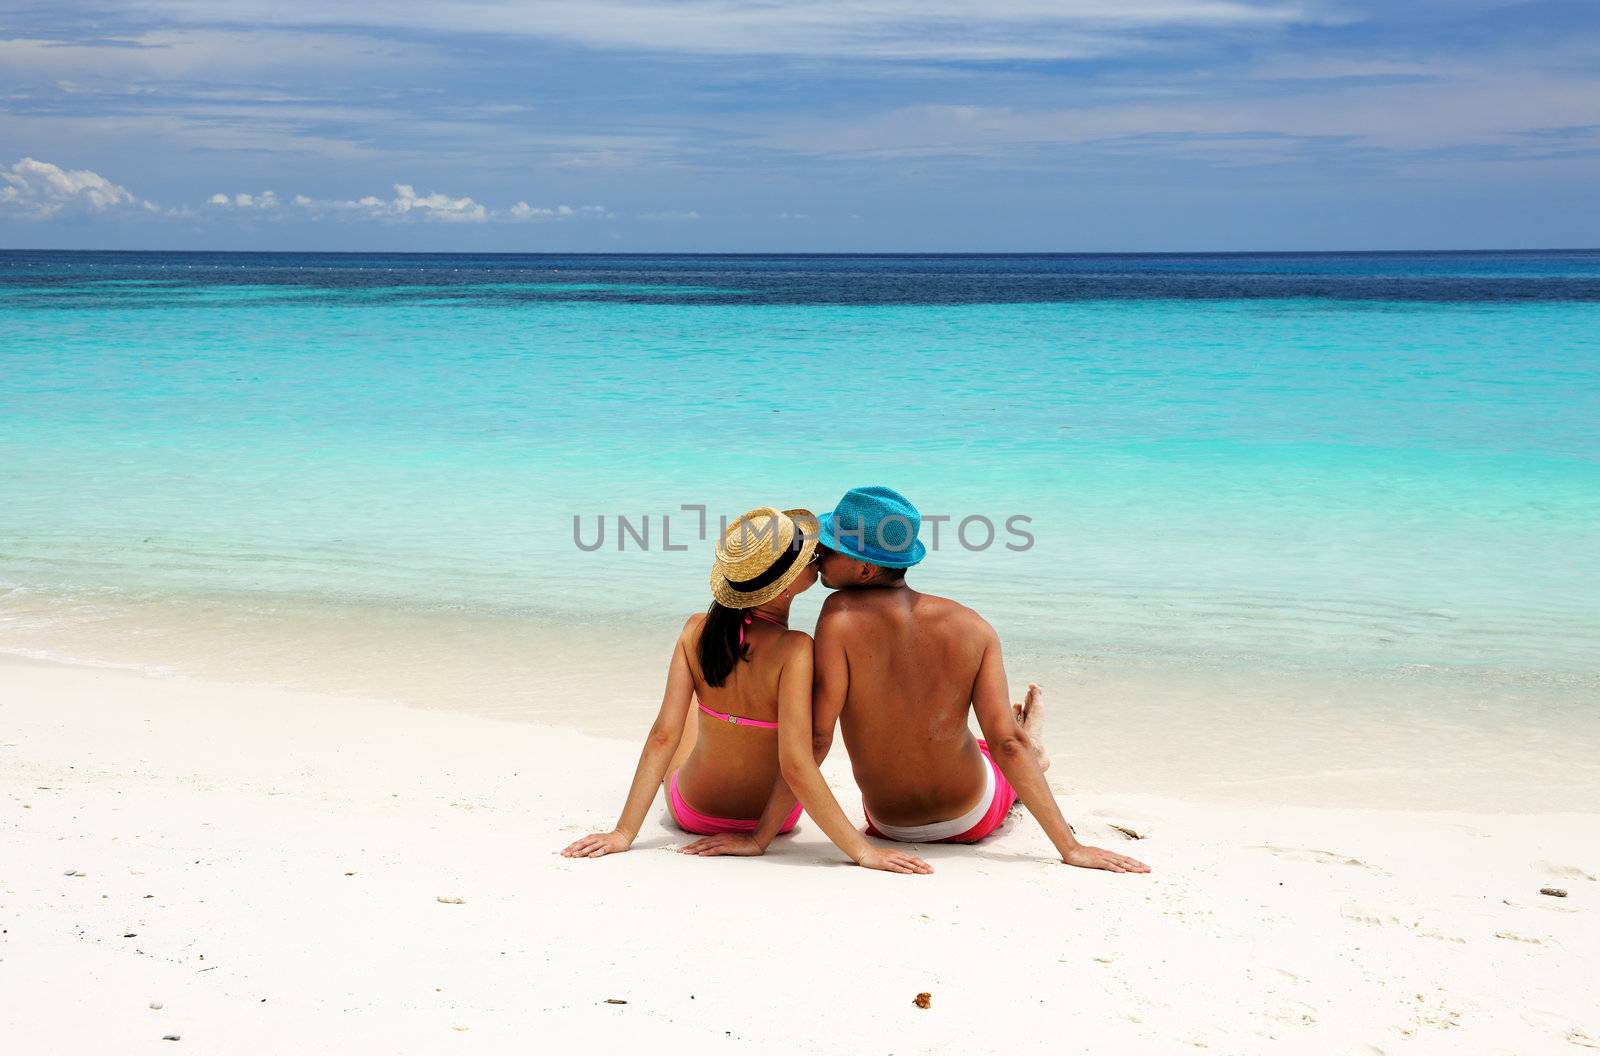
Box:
[818,485,926,568]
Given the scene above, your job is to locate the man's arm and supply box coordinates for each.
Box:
[970,624,1148,873]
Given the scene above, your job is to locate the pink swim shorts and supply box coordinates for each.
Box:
[863,740,1018,844]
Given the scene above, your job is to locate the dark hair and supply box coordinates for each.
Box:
[875,565,906,584]
[698,601,749,688]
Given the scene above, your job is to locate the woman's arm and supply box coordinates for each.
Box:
[560,620,697,858]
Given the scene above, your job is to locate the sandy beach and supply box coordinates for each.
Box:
[4,653,1596,1054]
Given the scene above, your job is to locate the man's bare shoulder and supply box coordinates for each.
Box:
[909,591,995,634]
[819,588,995,640]
[818,589,868,619]
[819,587,912,620]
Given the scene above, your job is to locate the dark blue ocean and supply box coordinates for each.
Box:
[6,248,1600,304]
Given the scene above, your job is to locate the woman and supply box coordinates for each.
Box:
[560,506,822,858]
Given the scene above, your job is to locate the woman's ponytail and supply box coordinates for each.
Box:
[698,601,748,688]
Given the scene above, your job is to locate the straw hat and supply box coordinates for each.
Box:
[710,506,820,608]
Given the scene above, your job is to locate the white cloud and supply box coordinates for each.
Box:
[0,156,143,219]
[209,190,280,209]
[744,64,1600,164]
[1249,57,1438,82]
[197,186,612,224]
[505,202,612,222]
[287,183,488,223]
[0,29,438,83]
[119,1,1311,63]
[640,209,701,221]
[387,183,486,222]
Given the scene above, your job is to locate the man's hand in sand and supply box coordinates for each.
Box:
[680,833,765,857]
[1062,844,1149,873]
[560,829,633,859]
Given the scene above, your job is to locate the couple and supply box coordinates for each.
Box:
[561,486,1149,876]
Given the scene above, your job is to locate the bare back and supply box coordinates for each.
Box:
[821,587,993,826]
[677,612,810,818]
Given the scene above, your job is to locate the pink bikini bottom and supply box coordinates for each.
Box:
[668,770,804,836]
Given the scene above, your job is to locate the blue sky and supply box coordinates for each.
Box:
[2,1,1598,251]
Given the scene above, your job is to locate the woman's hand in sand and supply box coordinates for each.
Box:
[856,846,934,875]
[680,833,766,857]
[1062,844,1149,873]
[561,829,634,859]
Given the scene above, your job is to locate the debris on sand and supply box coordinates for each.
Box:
[604,998,628,1005]
[1107,824,1145,841]
[1540,887,1568,898]
[913,992,932,1010]
[436,896,465,905]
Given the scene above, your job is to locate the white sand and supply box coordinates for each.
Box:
[3,654,1596,1054]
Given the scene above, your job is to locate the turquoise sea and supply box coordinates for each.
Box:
[4,251,1598,807]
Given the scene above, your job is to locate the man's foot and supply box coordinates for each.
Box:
[1013,682,1049,773]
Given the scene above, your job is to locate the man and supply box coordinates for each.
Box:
[686,485,1148,876]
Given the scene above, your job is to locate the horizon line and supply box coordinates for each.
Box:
[5,247,1600,258]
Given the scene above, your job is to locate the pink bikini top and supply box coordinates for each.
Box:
[696,700,779,729]
[697,611,785,730]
